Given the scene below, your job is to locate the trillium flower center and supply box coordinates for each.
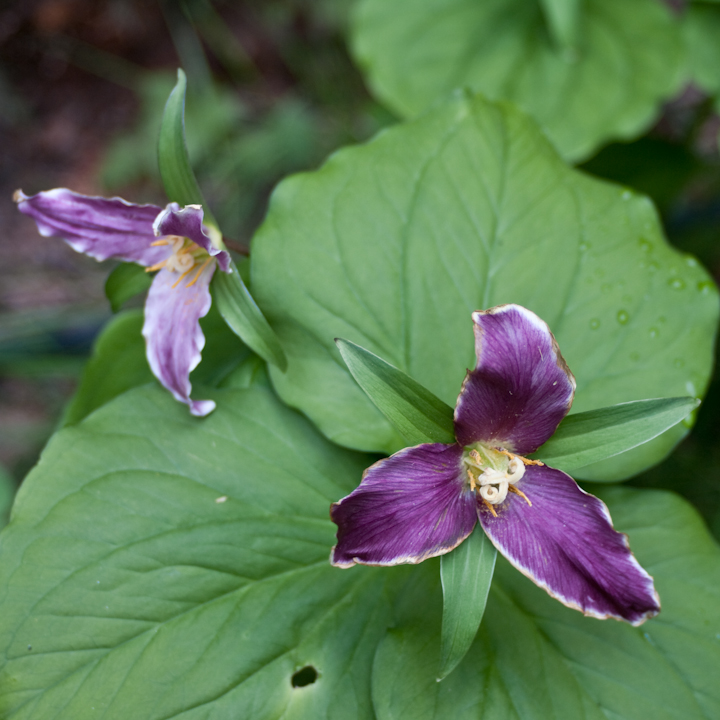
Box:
[462,445,537,516]
[146,235,213,289]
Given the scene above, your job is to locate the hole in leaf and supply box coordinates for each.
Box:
[291,665,318,687]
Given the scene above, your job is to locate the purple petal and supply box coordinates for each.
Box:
[478,464,660,625]
[14,188,166,266]
[454,304,576,454]
[153,204,231,273]
[142,263,217,417]
[331,443,477,567]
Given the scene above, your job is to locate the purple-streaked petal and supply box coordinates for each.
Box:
[14,188,166,266]
[454,304,576,454]
[143,264,217,417]
[153,204,231,273]
[331,443,477,568]
[478,464,660,625]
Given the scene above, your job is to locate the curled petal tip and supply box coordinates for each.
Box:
[13,189,26,203]
[189,399,216,417]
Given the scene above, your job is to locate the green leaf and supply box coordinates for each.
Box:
[350,0,684,160]
[251,92,718,477]
[438,526,496,681]
[213,263,287,371]
[104,263,152,313]
[158,68,218,230]
[683,3,720,96]
[372,487,720,719]
[533,396,700,474]
[539,0,581,51]
[336,338,454,445]
[0,385,393,720]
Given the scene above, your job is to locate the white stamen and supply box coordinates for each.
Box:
[506,456,525,483]
[480,481,508,504]
[464,449,526,506]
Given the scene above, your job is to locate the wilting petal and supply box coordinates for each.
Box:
[14,188,166,266]
[454,304,576,454]
[331,443,476,567]
[153,204,231,272]
[143,263,217,417]
[478,464,660,625]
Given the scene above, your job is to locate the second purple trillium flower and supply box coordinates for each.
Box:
[331,304,661,625]
[15,188,231,417]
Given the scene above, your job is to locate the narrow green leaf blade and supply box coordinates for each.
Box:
[533,397,699,473]
[157,68,218,229]
[213,264,287,371]
[336,338,455,446]
[104,262,152,312]
[438,526,496,681]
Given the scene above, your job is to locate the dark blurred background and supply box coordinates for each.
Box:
[1,0,718,536]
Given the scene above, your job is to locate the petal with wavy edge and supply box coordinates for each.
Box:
[14,188,167,266]
[454,304,576,454]
[478,464,660,625]
[153,204,231,272]
[331,443,476,568]
[143,264,217,417]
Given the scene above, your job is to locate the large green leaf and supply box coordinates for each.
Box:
[0,385,393,720]
[251,93,718,478]
[350,0,684,160]
[372,486,720,719]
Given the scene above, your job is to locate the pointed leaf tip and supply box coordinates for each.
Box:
[335,338,455,446]
[158,68,218,230]
[438,527,496,680]
[533,396,700,474]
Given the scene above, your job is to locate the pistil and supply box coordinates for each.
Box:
[463,445,533,511]
[146,235,213,288]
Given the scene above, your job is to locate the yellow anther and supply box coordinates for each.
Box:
[498,448,544,467]
[171,265,196,289]
[145,260,168,273]
[482,498,498,517]
[150,239,171,247]
[185,257,212,288]
[466,449,484,469]
[508,484,532,507]
[466,468,477,492]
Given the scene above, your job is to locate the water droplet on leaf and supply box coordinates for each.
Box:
[617,310,629,325]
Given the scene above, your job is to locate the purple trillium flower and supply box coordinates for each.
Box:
[14,188,231,417]
[331,305,661,625]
